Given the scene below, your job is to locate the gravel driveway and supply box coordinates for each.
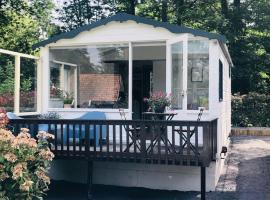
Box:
[209,135,270,200]
[47,136,270,200]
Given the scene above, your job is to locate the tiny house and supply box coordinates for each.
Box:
[4,13,232,199]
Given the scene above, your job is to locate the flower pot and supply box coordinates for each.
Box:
[49,98,64,108]
[64,104,72,108]
[154,105,166,113]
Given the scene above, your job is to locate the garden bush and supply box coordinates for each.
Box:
[232,92,270,127]
[0,109,54,199]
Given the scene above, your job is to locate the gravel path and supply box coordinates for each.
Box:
[208,136,270,200]
[47,136,270,200]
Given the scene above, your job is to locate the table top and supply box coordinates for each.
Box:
[142,112,178,116]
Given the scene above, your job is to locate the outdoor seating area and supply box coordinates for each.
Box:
[8,114,217,167]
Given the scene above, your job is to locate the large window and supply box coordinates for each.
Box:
[171,42,183,109]
[187,40,209,110]
[49,44,129,109]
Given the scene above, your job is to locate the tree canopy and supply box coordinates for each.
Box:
[0,0,270,94]
[55,0,270,94]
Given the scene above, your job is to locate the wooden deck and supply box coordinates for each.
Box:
[9,118,218,200]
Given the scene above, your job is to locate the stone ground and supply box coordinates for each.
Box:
[47,136,270,200]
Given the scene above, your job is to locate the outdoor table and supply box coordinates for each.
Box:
[141,112,178,153]
[141,112,177,121]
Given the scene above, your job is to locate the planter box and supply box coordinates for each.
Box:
[49,99,64,108]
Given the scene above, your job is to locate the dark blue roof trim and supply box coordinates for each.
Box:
[33,13,226,49]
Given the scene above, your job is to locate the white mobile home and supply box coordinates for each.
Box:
[5,13,232,199]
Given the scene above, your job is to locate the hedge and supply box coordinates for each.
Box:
[232,92,270,127]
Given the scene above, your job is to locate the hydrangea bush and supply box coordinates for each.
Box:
[0,109,55,199]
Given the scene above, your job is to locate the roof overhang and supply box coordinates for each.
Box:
[33,13,227,49]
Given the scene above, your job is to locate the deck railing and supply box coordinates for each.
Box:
[9,118,217,167]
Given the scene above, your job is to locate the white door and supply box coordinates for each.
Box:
[166,34,188,110]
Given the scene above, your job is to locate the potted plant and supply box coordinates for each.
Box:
[49,86,64,108]
[63,91,74,108]
[198,96,208,110]
[144,91,172,113]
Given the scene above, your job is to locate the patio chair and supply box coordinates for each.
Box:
[175,108,204,153]
[119,109,141,152]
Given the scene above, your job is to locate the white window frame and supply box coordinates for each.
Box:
[166,34,188,110]
[0,48,41,116]
[166,35,210,112]
[51,60,78,108]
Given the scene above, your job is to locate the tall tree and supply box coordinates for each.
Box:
[55,0,270,94]
[57,0,109,32]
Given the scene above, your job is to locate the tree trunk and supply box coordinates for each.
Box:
[220,0,229,18]
[161,0,168,22]
[174,0,184,25]
[129,0,135,15]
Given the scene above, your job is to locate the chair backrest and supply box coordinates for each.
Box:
[119,108,127,120]
[79,111,106,120]
[7,112,22,119]
[197,108,204,122]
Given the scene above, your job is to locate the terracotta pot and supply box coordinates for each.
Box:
[64,104,72,108]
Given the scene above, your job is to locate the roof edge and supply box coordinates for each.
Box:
[33,13,226,49]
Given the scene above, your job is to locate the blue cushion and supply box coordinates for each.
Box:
[79,112,106,120]
[7,112,22,119]
[65,112,107,146]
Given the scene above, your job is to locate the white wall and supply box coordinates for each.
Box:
[50,160,217,192]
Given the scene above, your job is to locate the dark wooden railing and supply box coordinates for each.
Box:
[9,118,217,167]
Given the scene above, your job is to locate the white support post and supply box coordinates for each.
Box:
[74,66,78,108]
[60,64,65,90]
[36,58,42,113]
[128,42,133,119]
[165,40,172,97]
[14,55,20,114]
[182,35,188,110]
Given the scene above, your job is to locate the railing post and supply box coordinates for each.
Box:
[87,160,93,200]
[85,123,90,158]
[201,166,206,200]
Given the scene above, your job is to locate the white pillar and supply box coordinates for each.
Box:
[128,42,133,119]
[14,55,20,114]
[36,58,42,113]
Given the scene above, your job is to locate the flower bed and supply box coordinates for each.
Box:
[0,109,54,199]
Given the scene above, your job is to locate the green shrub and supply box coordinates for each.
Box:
[232,92,270,127]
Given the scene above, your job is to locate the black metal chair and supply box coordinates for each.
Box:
[119,109,141,152]
[175,108,204,154]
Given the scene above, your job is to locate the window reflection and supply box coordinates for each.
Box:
[171,42,183,109]
[187,40,209,110]
[49,45,129,109]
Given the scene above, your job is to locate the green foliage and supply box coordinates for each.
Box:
[0,59,15,95]
[232,92,270,127]
[0,0,55,54]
